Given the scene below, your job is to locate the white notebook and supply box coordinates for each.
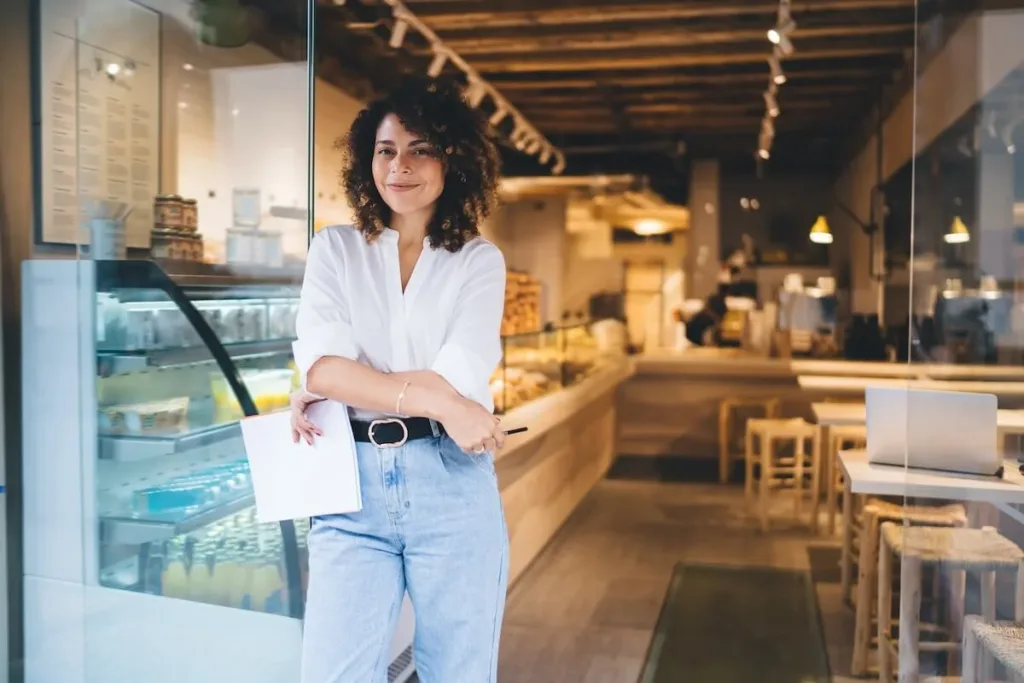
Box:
[240,400,362,522]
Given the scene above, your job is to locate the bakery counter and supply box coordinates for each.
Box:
[621,351,1024,459]
[494,355,634,585]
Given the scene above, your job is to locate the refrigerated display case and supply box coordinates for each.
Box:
[22,258,416,683]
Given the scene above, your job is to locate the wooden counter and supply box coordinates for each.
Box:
[496,356,634,585]
[620,350,1024,460]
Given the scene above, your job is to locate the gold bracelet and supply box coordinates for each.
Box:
[395,381,410,416]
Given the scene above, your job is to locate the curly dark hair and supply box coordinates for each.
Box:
[340,75,502,252]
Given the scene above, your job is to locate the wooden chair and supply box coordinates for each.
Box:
[745,417,821,532]
[826,424,867,536]
[878,524,1024,683]
[960,615,1024,683]
[718,396,780,484]
[848,501,968,676]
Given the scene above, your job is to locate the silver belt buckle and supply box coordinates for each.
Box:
[368,418,408,448]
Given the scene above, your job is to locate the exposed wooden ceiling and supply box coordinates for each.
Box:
[283,0,967,193]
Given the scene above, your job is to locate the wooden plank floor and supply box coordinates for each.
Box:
[496,479,858,683]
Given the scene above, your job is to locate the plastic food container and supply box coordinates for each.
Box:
[100,397,190,435]
[212,368,293,421]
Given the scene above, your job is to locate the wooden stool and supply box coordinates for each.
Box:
[826,424,867,535]
[718,396,780,484]
[849,502,968,676]
[745,418,820,532]
[878,523,1024,683]
[961,616,1024,683]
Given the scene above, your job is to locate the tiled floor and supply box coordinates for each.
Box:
[497,479,858,683]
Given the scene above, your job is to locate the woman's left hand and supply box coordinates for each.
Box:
[290,390,325,444]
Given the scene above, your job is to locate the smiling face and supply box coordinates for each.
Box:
[371,113,445,220]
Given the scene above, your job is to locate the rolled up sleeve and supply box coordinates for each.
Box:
[430,243,506,409]
[293,231,358,390]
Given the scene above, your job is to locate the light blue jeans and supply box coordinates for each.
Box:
[300,430,509,683]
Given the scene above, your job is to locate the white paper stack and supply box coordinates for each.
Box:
[240,400,362,522]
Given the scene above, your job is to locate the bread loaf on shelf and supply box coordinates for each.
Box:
[501,270,541,336]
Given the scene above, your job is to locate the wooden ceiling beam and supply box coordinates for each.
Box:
[487,68,883,90]
[411,0,914,30]
[522,100,849,120]
[431,6,913,42]
[533,119,841,134]
[442,24,912,55]
[473,46,904,74]
[509,84,868,106]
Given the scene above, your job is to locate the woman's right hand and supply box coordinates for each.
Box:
[439,395,504,455]
[290,390,325,444]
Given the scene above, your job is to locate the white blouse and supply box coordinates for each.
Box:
[292,225,507,419]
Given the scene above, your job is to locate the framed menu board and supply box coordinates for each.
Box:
[38,0,161,247]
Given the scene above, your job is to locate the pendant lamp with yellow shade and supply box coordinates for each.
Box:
[809,215,834,244]
[944,215,970,244]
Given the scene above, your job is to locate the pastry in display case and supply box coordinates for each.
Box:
[489,323,616,413]
[502,270,542,336]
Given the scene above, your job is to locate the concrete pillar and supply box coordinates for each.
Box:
[686,159,721,301]
[975,145,1015,280]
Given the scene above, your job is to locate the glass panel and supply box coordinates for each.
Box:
[95,275,303,617]
[891,5,1024,683]
[28,0,313,678]
[496,329,563,413]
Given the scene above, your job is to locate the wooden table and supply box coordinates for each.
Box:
[800,375,1024,398]
[812,403,1024,433]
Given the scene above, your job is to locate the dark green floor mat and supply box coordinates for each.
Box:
[639,563,831,683]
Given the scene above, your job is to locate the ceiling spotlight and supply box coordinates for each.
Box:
[427,49,447,77]
[465,81,487,107]
[488,107,507,126]
[758,130,772,160]
[552,152,566,175]
[773,35,794,59]
[389,18,409,49]
[769,57,786,85]
[763,91,780,118]
[768,19,796,44]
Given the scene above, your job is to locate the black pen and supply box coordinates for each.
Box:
[503,426,528,436]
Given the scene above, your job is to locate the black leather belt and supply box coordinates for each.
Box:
[351,417,442,447]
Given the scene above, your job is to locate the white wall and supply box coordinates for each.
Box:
[160,3,365,260]
[487,198,569,324]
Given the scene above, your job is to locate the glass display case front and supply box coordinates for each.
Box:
[93,260,306,617]
[489,323,618,414]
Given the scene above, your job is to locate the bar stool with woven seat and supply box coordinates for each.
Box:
[960,615,1024,683]
[718,396,780,484]
[878,523,1024,683]
[745,417,820,532]
[848,501,969,676]
[826,424,867,535]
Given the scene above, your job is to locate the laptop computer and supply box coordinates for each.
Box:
[865,386,1002,476]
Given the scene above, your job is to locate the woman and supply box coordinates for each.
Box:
[289,76,508,683]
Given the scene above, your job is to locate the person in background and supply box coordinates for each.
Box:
[287,76,509,683]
